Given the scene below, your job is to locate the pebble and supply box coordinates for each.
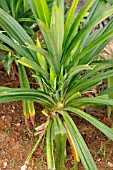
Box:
[6,115,12,122]
[3,162,7,168]
[1,115,12,122]
[97,158,101,162]
[1,116,5,120]
[107,162,113,168]
[16,123,20,126]
[1,115,12,127]
[21,164,27,170]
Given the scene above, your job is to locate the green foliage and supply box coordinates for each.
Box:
[107,77,113,117]
[0,0,35,35]
[107,0,113,5]
[0,0,113,169]
[0,0,53,74]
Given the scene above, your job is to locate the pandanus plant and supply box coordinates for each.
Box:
[0,0,113,169]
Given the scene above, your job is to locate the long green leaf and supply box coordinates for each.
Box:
[64,107,113,140]
[18,63,30,119]
[60,111,97,170]
[27,0,38,19]
[64,0,79,45]
[38,19,59,72]
[63,0,96,55]
[68,65,92,79]
[99,87,113,96]
[72,96,113,107]
[36,37,47,71]
[0,0,9,11]
[70,28,113,66]
[0,33,32,60]
[66,69,113,98]
[34,0,51,27]
[17,57,49,79]
[46,120,55,169]
[54,115,66,170]
[18,64,35,123]
[0,87,56,107]
[107,0,113,5]
[63,5,113,65]
[76,0,107,58]
[51,1,64,62]
[26,43,55,70]
[0,8,37,62]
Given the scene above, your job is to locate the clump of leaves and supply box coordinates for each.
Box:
[0,0,53,74]
[0,0,36,35]
[0,0,113,169]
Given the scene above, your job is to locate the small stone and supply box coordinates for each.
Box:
[6,115,12,122]
[1,116,5,120]
[21,164,27,170]
[3,162,7,168]
[97,158,101,162]
[107,162,113,168]
[16,123,20,126]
